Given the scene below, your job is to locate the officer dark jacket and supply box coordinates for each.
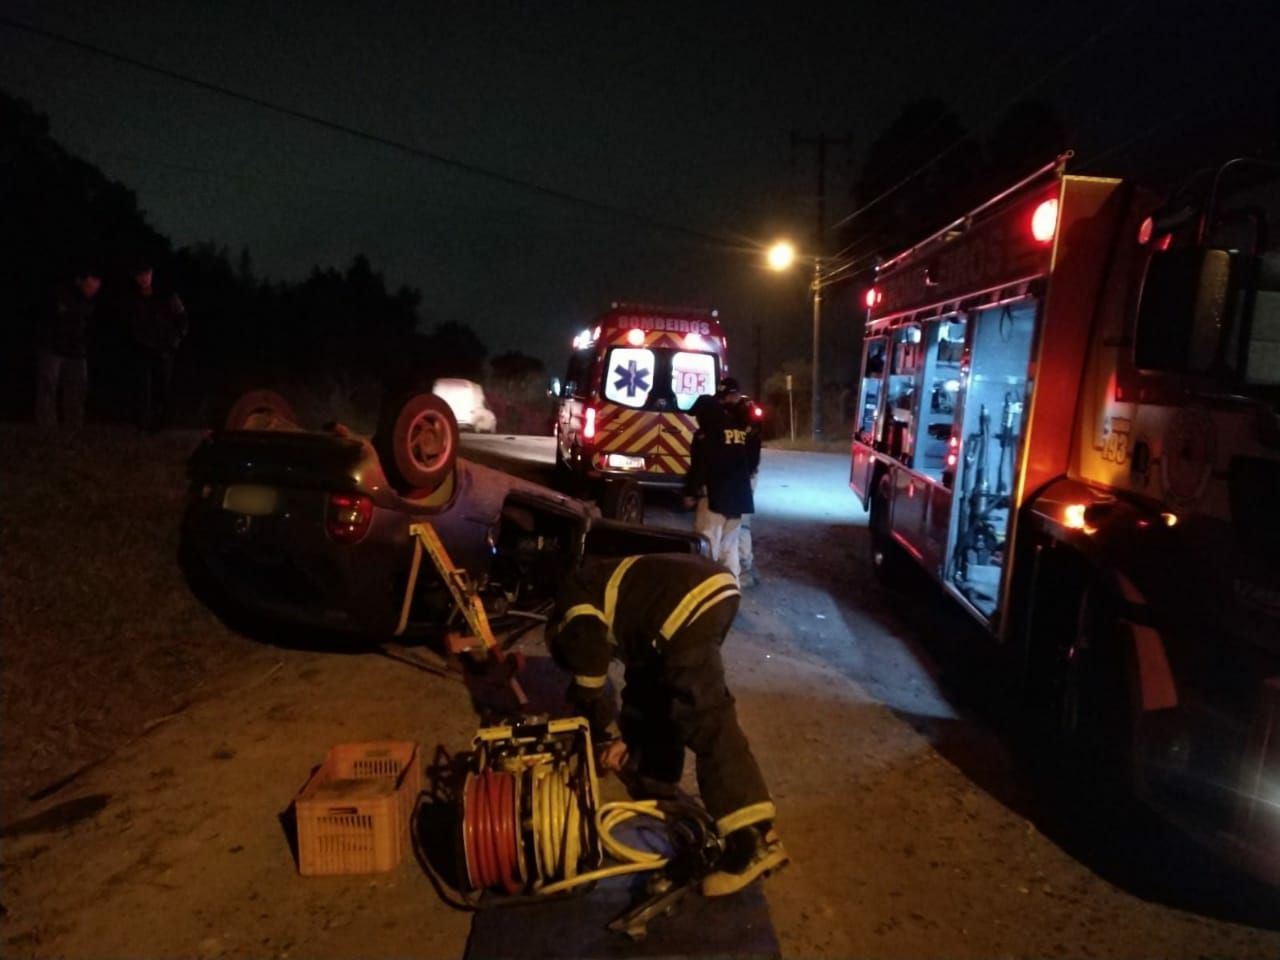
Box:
[42,282,96,358]
[684,396,754,517]
[731,398,762,477]
[122,289,187,354]
[548,553,741,736]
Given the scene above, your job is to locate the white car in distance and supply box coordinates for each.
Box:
[432,378,497,433]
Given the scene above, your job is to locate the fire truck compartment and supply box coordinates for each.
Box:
[948,300,1036,616]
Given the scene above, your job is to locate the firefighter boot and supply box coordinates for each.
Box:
[700,824,789,897]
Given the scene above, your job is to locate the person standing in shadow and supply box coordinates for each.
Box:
[121,260,187,431]
[36,263,102,429]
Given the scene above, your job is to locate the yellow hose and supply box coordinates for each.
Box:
[535,794,671,896]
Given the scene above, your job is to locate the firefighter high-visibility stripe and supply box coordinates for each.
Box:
[659,573,740,640]
[562,603,608,627]
[687,582,741,627]
[715,801,777,836]
[603,556,640,626]
[573,673,608,689]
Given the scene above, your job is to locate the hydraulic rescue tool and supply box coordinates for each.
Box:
[447,716,727,940]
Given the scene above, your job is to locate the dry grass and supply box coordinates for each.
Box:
[0,426,256,814]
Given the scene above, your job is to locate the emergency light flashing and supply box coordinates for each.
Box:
[1031,199,1059,243]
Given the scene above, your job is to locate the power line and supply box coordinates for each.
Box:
[0,14,749,252]
[827,2,1141,234]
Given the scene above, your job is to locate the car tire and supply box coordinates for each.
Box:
[375,392,459,496]
[600,479,644,524]
[223,389,298,432]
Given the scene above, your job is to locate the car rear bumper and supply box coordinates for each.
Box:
[184,489,412,636]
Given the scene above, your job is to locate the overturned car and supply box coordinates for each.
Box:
[184,389,704,636]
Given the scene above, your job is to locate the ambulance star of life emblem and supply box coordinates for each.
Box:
[613,360,650,398]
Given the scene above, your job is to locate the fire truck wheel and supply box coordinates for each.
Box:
[1049,582,1135,814]
[868,478,908,588]
[600,479,644,524]
[375,392,459,496]
[223,389,298,432]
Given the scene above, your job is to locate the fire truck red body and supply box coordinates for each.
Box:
[555,304,728,519]
[849,158,1280,880]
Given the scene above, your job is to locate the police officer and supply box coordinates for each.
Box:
[684,392,754,583]
[717,379,762,586]
[546,552,788,896]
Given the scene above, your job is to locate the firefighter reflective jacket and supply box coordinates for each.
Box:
[548,553,741,734]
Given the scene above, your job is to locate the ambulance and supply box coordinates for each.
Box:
[849,155,1280,880]
[555,304,728,521]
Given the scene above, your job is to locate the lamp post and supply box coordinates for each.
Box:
[766,240,826,442]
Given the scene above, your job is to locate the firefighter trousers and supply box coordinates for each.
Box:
[618,595,772,828]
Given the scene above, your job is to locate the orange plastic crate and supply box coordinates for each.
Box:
[294,741,421,876]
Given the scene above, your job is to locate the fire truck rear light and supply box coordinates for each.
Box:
[751,404,764,421]
[864,287,881,309]
[326,492,373,544]
[684,332,704,349]
[946,453,957,468]
[1031,198,1058,243]
[583,406,597,442]
[1138,216,1154,245]
[627,328,646,346]
[1156,233,1173,251]
[1063,503,1088,529]
[1161,512,1178,527]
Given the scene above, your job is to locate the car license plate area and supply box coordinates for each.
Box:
[605,454,646,471]
[222,484,278,516]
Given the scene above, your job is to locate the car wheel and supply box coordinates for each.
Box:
[375,392,459,495]
[223,389,297,431]
[600,479,644,524]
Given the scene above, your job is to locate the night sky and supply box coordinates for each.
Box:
[2,0,1276,374]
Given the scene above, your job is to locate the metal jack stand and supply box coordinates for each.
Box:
[394,521,527,707]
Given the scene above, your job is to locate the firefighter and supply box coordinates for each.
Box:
[546,552,788,896]
[684,393,754,583]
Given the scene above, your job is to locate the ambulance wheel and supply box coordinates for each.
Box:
[223,389,298,431]
[868,477,907,588]
[375,392,459,496]
[601,479,644,524]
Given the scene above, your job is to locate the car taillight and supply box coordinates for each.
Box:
[583,406,598,442]
[327,492,373,544]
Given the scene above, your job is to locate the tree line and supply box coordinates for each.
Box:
[0,91,550,430]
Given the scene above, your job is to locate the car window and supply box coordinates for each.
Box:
[671,352,717,411]
[604,348,655,408]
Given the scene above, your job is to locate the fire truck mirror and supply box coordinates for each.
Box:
[1134,248,1232,375]
[1244,252,1280,386]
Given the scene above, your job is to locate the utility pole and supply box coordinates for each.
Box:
[791,131,852,441]
[752,323,762,400]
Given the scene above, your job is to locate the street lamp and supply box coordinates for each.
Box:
[766,241,825,441]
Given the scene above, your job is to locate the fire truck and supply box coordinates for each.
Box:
[555,304,729,521]
[849,156,1280,880]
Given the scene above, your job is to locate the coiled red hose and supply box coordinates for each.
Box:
[463,770,522,894]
